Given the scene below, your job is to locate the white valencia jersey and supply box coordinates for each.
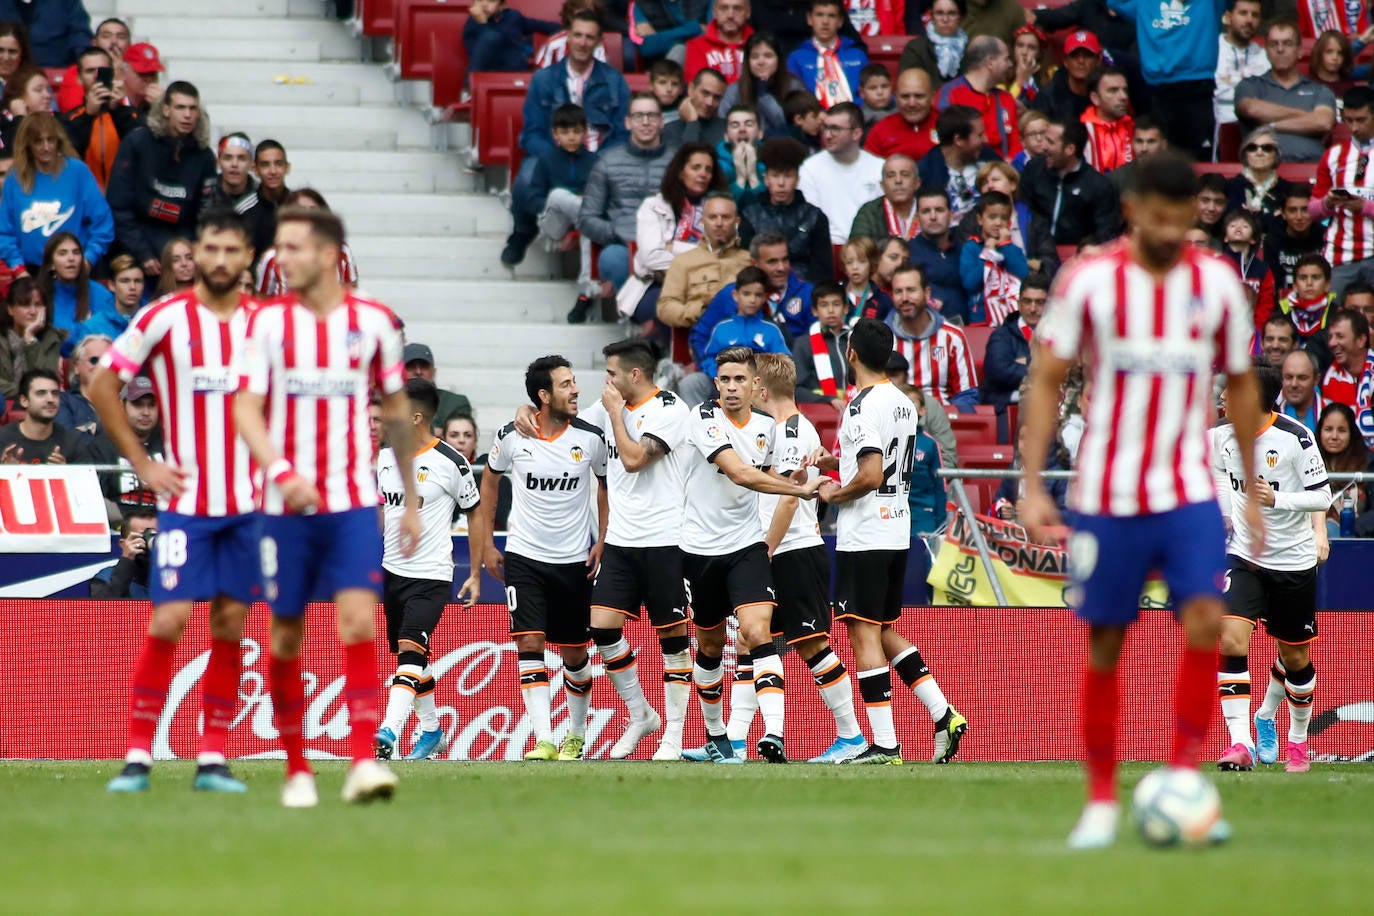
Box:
[486,417,608,564]
[1212,415,1331,571]
[378,439,480,581]
[238,291,406,515]
[836,380,918,552]
[681,401,775,555]
[582,389,690,547]
[102,291,257,517]
[760,412,825,555]
[1038,244,1253,517]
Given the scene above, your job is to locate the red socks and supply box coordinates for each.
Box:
[127,635,177,755]
[199,638,240,758]
[1081,666,1119,803]
[344,641,380,764]
[1171,645,1218,770]
[269,654,310,776]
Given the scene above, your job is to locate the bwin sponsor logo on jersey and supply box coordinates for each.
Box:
[526,472,582,492]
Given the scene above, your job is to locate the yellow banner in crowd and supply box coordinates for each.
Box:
[927,510,1170,608]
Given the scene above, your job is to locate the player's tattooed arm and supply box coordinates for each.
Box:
[640,435,665,462]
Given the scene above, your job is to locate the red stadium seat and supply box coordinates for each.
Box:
[832,243,845,278]
[959,443,1014,468]
[512,0,564,21]
[866,35,906,80]
[1330,122,1352,146]
[798,402,841,452]
[1215,122,1242,162]
[430,21,469,109]
[360,0,400,37]
[962,324,993,380]
[1195,162,1244,179]
[625,71,650,93]
[471,72,532,174]
[396,0,469,81]
[949,412,997,447]
[1055,244,1076,266]
[1278,162,1317,185]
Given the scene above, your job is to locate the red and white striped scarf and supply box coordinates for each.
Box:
[1282,292,1333,337]
[982,258,1021,327]
[883,198,918,241]
[814,40,852,107]
[809,320,853,399]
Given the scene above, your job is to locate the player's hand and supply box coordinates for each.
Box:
[1314,528,1330,564]
[817,479,839,503]
[602,381,626,415]
[279,473,320,515]
[1243,497,1267,557]
[799,476,826,500]
[457,573,480,607]
[1019,489,1067,545]
[398,505,421,556]
[483,545,506,582]
[586,540,605,579]
[804,446,837,472]
[513,403,540,438]
[1250,477,1276,508]
[0,444,21,463]
[137,458,188,498]
[45,446,65,465]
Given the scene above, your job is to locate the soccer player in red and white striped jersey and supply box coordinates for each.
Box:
[886,262,979,406]
[1020,152,1267,849]
[92,210,262,795]
[1312,87,1374,290]
[235,207,421,808]
[254,189,359,297]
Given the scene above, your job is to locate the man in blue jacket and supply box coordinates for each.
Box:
[980,272,1048,412]
[506,11,629,263]
[786,0,868,106]
[690,232,813,364]
[1108,0,1226,159]
[908,186,969,324]
[0,0,89,67]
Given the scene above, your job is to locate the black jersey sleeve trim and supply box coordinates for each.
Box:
[707,444,732,463]
[642,432,672,454]
[856,446,882,460]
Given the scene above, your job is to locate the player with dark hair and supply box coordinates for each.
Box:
[95,209,261,795]
[374,377,486,762]
[1021,150,1265,848]
[235,207,420,807]
[810,318,968,765]
[1211,362,1331,774]
[482,355,609,761]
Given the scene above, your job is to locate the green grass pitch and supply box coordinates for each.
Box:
[4,760,1370,914]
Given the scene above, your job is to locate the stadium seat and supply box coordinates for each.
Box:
[625,71,650,93]
[430,22,469,109]
[471,72,532,175]
[1278,162,1317,185]
[866,35,906,80]
[512,0,565,21]
[959,442,1014,468]
[1195,162,1244,179]
[962,324,993,379]
[949,412,998,447]
[798,402,841,452]
[360,0,400,37]
[832,243,845,279]
[396,0,469,81]
[1055,244,1076,265]
[1215,122,1241,162]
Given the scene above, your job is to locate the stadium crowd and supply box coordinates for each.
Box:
[2,0,1374,567]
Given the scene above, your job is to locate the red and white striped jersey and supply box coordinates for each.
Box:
[893,317,978,404]
[101,291,259,517]
[1038,243,1253,517]
[238,290,406,515]
[1314,140,1374,267]
[1321,348,1374,446]
[256,242,359,297]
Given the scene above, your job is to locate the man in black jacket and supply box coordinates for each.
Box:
[1018,117,1120,245]
[208,133,275,259]
[59,46,141,190]
[981,272,1048,412]
[105,80,217,280]
[89,508,155,600]
[738,136,832,283]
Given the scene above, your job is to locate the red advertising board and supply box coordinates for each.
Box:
[4,601,1371,762]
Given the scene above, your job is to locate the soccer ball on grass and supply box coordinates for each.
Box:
[1131,767,1223,847]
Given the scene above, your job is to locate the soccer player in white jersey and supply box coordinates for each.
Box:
[1211,363,1331,774]
[235,207,421,807]
[678,344,825,764]
[375,378,486,762]
[1019,151,1267,849]
[716,352,867,763]
[482,356,609,761]
[810,312,968,766]
[95,210,262,795]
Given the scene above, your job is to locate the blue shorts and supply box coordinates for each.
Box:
[1066,501,1227,627]
[261,509,384,619]
[150,512,265,606]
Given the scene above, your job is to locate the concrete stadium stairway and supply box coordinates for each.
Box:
[103,0,622,445]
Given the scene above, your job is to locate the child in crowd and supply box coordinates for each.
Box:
[700,266,791,378]
[791,282,852,407]
[783,89,823,152]
[106,254,147,317]
[874,235,907,294]
[1197,172,1229,243]
[839,236,893,322]
[514,104,600,297]
[960,191,1028,327]
[1277,253,1337,372]
[1264,186,1326,294]
[649,58,686,124]
[786,0,869,107]
[1012,109,1049,171]
[463,0,560,76]
[533,0,609,69]
[717,105,765,205]
[1221,208,1276,331]
[858,63,894,128]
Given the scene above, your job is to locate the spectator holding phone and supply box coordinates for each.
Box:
[1314,86,1374,296]
[89,508,156,600]
[59,46,141,190]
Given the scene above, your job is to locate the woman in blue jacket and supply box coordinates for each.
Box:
[40,231,124,357]
[0,111,113,273]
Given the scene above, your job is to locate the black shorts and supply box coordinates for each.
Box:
[505,552,592,647]
[835,549,908,625]
[591,544,690,630]
[771,545,832,644]
[1223,557,1318,645]
[382,571,450,654]
[682,542,775,632]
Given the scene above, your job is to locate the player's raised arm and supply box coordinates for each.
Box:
[713,447,823,498]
